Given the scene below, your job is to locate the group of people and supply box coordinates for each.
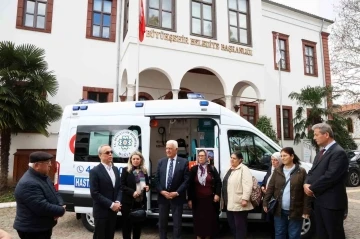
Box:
[262,123,348,239]
[11,122,349,239]
[111,139,255,239]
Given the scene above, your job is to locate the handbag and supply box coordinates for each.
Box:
[240,167,262,207]
[267,197,278,214]
[129,207,146,223]
[267,168,296,214]
[250,176,262,207]
[129,191,146,223]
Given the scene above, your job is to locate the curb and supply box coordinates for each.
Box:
[0,202,16,209]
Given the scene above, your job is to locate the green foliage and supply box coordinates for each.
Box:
[0,41,63,189]
[289,85,357,151]
[255,116,279,144]
[328,116,358,150]
[0,187,15,203]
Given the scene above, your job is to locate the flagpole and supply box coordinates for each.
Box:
[277,33,284,147]
[135,0,141,101]
[136,36,140,101]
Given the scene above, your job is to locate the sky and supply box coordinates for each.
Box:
[271,0,341,20]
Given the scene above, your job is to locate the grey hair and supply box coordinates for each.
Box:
[312,123,334,138]
[166,140,178,149]
[28,163,34,168]
[98,144,110,154]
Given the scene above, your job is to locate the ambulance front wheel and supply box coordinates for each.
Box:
[81,213,95,232]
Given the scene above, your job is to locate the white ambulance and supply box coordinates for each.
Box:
[54,99,314,238]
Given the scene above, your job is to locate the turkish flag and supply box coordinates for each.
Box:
[139,0,145,42]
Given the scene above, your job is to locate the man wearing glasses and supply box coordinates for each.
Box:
[13,151,66,239]
[89,144,122,239]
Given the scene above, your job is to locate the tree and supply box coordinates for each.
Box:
[0,41,62,190]
[331,0,360,103]
[289,85,357,151]
[255,116,279,144]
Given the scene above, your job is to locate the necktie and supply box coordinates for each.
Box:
[167,159,174,190]
[318,149,326,160]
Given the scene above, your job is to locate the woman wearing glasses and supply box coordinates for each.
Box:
[120,151,150,239]
[187,149,222,239]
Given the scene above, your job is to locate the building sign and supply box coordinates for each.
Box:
[146,29,252,56]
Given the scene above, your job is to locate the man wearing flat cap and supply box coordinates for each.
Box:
[13,151,66,239]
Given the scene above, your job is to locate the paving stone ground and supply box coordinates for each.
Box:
[1,188,359,239]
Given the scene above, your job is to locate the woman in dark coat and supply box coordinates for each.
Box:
[263,147,311,239]
[120,151,150,239]
[187,149,222,239]
[261,152,282,239]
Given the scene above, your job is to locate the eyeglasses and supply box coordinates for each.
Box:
[103,151,113,155]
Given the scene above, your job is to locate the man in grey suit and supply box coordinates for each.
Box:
[156,140,189,239]
[304,123,348,239]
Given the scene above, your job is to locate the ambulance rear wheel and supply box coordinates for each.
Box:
[81,213,95,232]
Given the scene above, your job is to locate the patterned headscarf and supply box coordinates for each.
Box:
[197,150,209,186]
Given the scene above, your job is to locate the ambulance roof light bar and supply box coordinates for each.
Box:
[72,99,98,111]
[187,93,205,99]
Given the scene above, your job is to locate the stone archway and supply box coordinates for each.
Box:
[133,92,154,101]
[178,67,225,102]
[212,99,225,107]
[232,81,262,125]
[130,67,173,101]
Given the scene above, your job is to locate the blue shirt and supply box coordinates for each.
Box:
[282,165,295,210]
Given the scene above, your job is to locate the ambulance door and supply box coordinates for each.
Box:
[72,116,150,217]
[219,124,279,219]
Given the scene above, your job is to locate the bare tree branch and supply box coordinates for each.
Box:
[331,0,360,103]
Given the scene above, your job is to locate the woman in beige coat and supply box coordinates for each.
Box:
[222,151,253,239]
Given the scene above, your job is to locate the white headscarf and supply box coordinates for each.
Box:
[266,152,282,189]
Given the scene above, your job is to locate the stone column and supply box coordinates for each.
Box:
[126,84,135,101]
[258,99,266,116]
[172,89,180,100]
[225,95,232,110]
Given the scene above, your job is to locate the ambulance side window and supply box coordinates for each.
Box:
[74,125,142,163]
[227,130,277,171]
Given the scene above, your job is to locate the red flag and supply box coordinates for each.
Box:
[139,0,145,42]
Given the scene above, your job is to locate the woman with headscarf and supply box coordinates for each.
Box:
[187,149,222,239]
[261,152,282,193]
[261,152,282,239]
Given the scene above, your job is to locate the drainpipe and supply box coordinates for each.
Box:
[115,0,123,102]
[319,19,327,110]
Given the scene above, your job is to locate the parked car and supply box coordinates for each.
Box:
[346,150,360,187]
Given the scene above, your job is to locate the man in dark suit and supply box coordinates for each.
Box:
[304,123,349,239]
[156,140,189,239]
[90,144,122,239]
